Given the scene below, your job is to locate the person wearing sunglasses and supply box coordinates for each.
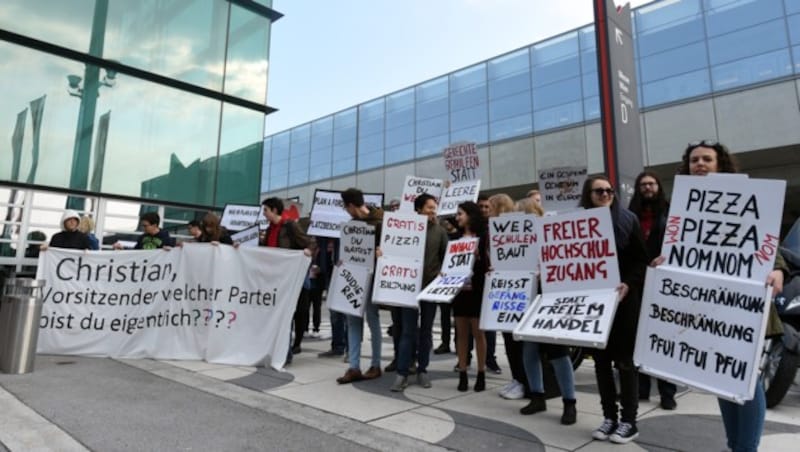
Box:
[579,175,649,444]
[669,140,787,452]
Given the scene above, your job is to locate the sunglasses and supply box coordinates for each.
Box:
[591,188,615,196]
[687,139,718,148]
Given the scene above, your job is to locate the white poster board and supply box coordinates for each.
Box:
[307,189,384,238]
[339,220,376,272]
[417,237,479,303]
[443,141,479,182]
[538,207,620,293]
[372,256,423,308]
[221,204,261,231]
[380,212,427,259]
[633,266,771,403]
[327,264,369,317]
[660,175,786,283]
[538,166,587,213]
[479,270,537,332]
[514,288,619,348]
[417,274,472,303]
[230,225,260,248]
[489,213,539,271]
[438,180,481,217]
[400,176,444,212]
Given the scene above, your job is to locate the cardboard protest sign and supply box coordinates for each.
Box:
[514,288,620,348]
[339,220,375,272]
[372,256,423,308]
[443,141,479,182]
[633,266,771,403]
[479,271,537,332]
[538,207,620,293]
[400,175,444,211]
[660,175,785,283]
[307,189,384,238]
[380,212,427,259]
[230,225,260,248]
[221,204,261,231]
[489,213,539,271]
[327,264,369,317]
[438,180,481,217]
[417,237,479,303]
[538,166,587,213]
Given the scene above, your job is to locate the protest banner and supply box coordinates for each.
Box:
[633,266,771,403]
[514,288,620,348]
[479,270,537,332]
[230,225,260,248]
[307,189,384,237]
[417,237,479,303]
[220,204,261,231]
[660,175,786,283]
[380,212,427,259]
[400,175,444,211]
[36,246,310,369]
[538,166,587,213]
[372,256,423,308]
[489,213,539,271]
[438,179,481,216]
[327,264,369,317]
[443,141,479,182]
[538,207,620,293]
[339,220,376,272]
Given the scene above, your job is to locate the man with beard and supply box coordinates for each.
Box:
[628,171,678,411]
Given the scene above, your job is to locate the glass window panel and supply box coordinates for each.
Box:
[386,124,414,147]
[489,49,530,79]
[450,64,486,91]
[416,134,449,158]
[704,0,784,37]
[416,76,448,102]
[532,55,581,87]
[450,84,487,110]
[334,107,357,127]
[451,104,487,130]
[358,133,383,155]
[711,48,792,90]
[532,32,579,65]
[225,5,270,103]
[641,68,711,106]
[788,0,800,14]
[636,0,704,57]
[579,25,596,50]
[216,104,264,205]
[332,157,355,176]
[289,169,307,187]
[333,141,355,159]
[416,114,449,139]
[581,48,597,75]
[386,89,415,128]
[489,113,533,141]
[291,123,310,147]
[0,0,95,51]
[708,19,788,65]
[582,72,599,97]
[358,151,383,171]
[289,152,309,173]
[489,94,532,121]
[358,99,385,137]
[450,124,487,145]
[640,41,708,83]
[271,131,290,160]
[787,14,800,45]
[417,96,449,120]
[310,162,331,181]
[311,116,333,150]
[793,45,800,73]
[533,77,582,110]
[385,142,414,165]
[269,160,288,190]
[333,108,357,145]
[533,101,583,132]
[584,96,600,120]
[489,71,531,100]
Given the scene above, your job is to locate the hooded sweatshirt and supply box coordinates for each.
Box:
[50,210,92,250]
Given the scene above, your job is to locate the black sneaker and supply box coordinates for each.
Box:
[660,397,677,410]
[486,361,502,375]
[434,344,451,354]
[384,360,397,372]
[318,349,343,358]
[592,419,617,441]
[609,422,639,444]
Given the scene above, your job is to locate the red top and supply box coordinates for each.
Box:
[265,220,284,247]
[639,208,654,241]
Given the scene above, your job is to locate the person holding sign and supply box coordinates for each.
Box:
[453,201,490,392]
[198,212,233,245]
[660,141,788,452]
[580,176,649,444]
[628,172,678,410]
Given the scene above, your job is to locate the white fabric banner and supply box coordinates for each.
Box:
[372,256,423,308]
[479,271,537,332]
[514,288,619,348]
[489,213,539,271]
[633,266,770,403]
[36,245,310,369]
[400,176,443,212]
[327,264,369,317]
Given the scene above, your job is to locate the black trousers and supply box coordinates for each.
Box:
[292,288,310,348]
[502,332,530,395]
[594,349,638,424]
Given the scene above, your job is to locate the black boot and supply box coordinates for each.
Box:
[458,371,468,392]
[474,371,486,392]
[561,398,577,425]
[520,393,547,415]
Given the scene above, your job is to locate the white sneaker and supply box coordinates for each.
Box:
[498,380,517,398]
[501,381,525,400]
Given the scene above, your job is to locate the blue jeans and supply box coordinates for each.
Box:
[329,309,346,353]
[346,298,381,370]
[718,379,765,452]
[417,301,437,373]
[397,307,418,376]
[522,341,575,399]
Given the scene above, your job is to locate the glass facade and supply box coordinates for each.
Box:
[0,0,277,207]
[263,0,800,193]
